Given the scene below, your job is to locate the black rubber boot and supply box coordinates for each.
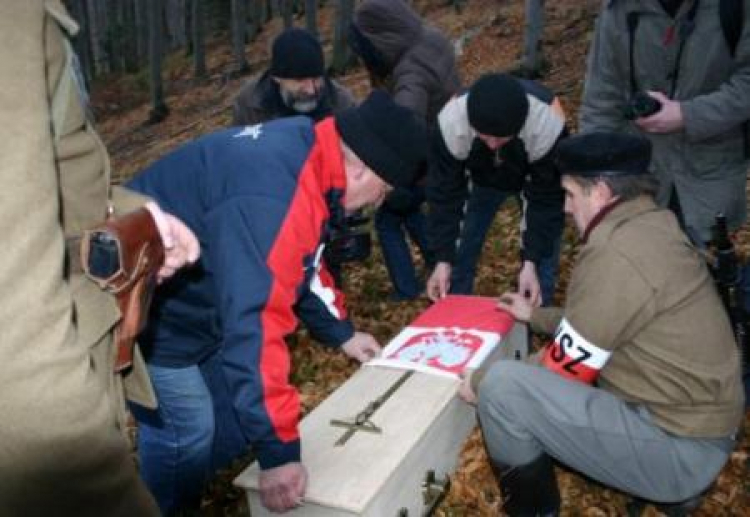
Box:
[627,489,708,517]
[489,454,560,516]
[655,494,705,517]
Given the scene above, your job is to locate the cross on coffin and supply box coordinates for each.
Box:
[330,370,414,446]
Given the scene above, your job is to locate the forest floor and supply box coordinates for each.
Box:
[93,0,749,515]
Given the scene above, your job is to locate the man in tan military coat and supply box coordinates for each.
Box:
[0,2,198,514]
[461,132,743,516]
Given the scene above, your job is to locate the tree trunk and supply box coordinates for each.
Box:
[260,0,271,25]
[110,0,130,73]
[165,0,188,50]
[204,0,231,34]
[521,0,546,73]
[121,0,140,72]
[270,0,280,18]
[330,0,354,75]
[134,0,149,67]
[230,0,251,75]
[68,0,95,84]
[247,0,263,42]
[85,0,109,74]
[191,0,207,77]
[280,0,294,28]
[147,0,169,123]
[304,0,317,36]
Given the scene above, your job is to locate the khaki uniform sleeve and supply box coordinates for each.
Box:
[111,185,151,215]
[564,245,656,352]
[530,306,564,335]
[0,2,157,514]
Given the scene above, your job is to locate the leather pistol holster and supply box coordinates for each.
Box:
[81,208,164,372]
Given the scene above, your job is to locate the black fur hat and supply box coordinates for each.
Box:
[556,132,652,177]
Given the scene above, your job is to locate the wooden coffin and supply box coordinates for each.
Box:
[235,297,527,516]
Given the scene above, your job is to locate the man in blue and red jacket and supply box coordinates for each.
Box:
[127,91,427,514]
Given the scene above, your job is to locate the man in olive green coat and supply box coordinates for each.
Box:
[0,2,198,514]
[461,133,743,516]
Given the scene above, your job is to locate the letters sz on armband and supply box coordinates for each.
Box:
[541,318,611,384]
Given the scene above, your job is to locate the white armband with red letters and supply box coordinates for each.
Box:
[541,318,611,384]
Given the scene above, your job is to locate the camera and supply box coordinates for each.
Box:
[623,92,662,120]
[324,198,372,265]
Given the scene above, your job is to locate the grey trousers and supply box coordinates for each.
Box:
[477,362,735,503]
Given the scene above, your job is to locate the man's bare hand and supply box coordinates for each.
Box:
[458,369,478,405]
[497,292,534,323]
[635,91,684,134]
[427,262,452,301]
[145,201,200,282]
[517,260,542,307]
[259,462,308,513]
[341,332,381,363]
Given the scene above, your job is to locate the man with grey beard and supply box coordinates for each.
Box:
[232,28,355,126]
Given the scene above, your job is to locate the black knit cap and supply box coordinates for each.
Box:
[335,90,427,188]
[270,28,325,79]
[467,73,529,137]
[555,132,652,177]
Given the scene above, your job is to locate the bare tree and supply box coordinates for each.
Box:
[120,0,140,72]
[134,0,149,65]
[67,0,95,83]
[280,0,294,28]
[86,0,110,74]
[247,0,265,42]
[191,0,207,77]
[304,0,318,36]
[147,0,170,123]
[230,0,251,75]
[165,0,188,50]
[520,0,546,76]
[330,0,355,75]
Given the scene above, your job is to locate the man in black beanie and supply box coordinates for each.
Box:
[232,27,355,126]
[348,0,460,301]
[427,73,567,308]
[460,132,743,516]
[127,91,427,514]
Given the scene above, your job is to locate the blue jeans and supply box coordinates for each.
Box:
[450,184,561,305]
[131,352,248,515]
[375,187,433,300]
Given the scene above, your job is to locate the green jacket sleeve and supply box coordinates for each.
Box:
[578,2,631,133]
[682,0,750,141]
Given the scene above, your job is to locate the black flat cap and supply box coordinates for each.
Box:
[555,132,652,177]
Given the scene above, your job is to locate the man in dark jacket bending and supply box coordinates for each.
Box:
[427,73,566,306]
[349,0,461,299]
